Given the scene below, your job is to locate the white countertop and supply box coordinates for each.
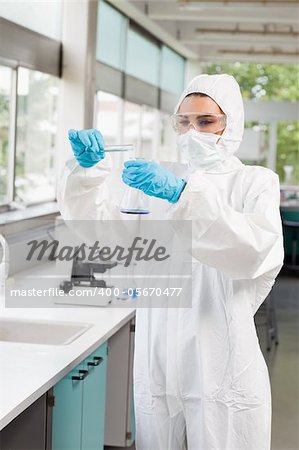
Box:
[0,297,135,430]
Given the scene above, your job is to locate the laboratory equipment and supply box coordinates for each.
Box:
[68,128,133,167]
[120,184,150,214]
[60,255,117,293]
[105,144,133,153]
[120,157,150,214]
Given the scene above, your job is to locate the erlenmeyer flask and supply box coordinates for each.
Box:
[120,156,150,214]
[120,185,150,214]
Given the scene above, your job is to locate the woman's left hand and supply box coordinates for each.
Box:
[122,159,186,203]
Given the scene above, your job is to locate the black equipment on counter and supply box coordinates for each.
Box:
[60,255,117,294]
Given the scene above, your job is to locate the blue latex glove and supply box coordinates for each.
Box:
[68,129,105,168]
[122,160,186,204]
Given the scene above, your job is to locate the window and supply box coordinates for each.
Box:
[139,105,159,160]
[15,68,59,205]
[0,65,13,205]
[96,1,185,112]
[160,46,185,95]
[0,64,59,209]
[159,112,180,162]
[236,122,267,165]
[125,28,160,86]
[95,91,125,167]
[201,62,299,181]
[123,102,179,161]
[123,101,142,154]
[277,121,299,185]
[96,0,127,70]
[95,91,123,145]
[95,91,180,164]
[0,11,61,212]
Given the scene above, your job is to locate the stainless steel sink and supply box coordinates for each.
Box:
[0,318,92,345]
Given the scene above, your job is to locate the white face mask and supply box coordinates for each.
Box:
[177,129,224,170]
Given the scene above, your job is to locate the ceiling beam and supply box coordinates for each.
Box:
[198,52,298,64]
[178,1,299,9]
[146,3,298,24]
[194,27,299,38]
[218,48,299,56]
[194,42,299,63]
[178,30,299,46]
[181,40,297,51]
[127,1,299,63]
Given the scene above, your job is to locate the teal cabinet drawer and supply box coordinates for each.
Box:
[52,342,108,450]
[87,341,108,361]
[52,361,84,450]
[82,342,108,450]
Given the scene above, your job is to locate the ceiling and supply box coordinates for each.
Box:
[128,0,299,64]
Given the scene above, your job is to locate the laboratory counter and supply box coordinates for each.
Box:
[0,303,135,431]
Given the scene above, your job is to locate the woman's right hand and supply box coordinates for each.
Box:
[68,129,105,168]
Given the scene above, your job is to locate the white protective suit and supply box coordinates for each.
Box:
[58,74,284,450]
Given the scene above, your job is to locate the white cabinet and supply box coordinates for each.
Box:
[105,319,135,447]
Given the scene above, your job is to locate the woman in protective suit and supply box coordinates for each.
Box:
[58,74,284,450]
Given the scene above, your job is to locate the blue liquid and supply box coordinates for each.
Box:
[120,208,150,215]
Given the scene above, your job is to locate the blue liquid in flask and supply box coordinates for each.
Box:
[120,208,150,214]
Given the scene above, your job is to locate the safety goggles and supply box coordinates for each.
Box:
[171,113,226,135]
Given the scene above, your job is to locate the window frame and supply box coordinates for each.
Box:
[96,1,186,113]
[0,61,17,211]
[0,19,62,212]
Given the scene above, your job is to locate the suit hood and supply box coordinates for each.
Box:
[175,74,244,157]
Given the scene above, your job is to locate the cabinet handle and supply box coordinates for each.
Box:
[87,356,103,367]
[72,369,89,381]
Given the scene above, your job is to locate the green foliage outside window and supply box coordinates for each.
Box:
[202,63,299,184]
